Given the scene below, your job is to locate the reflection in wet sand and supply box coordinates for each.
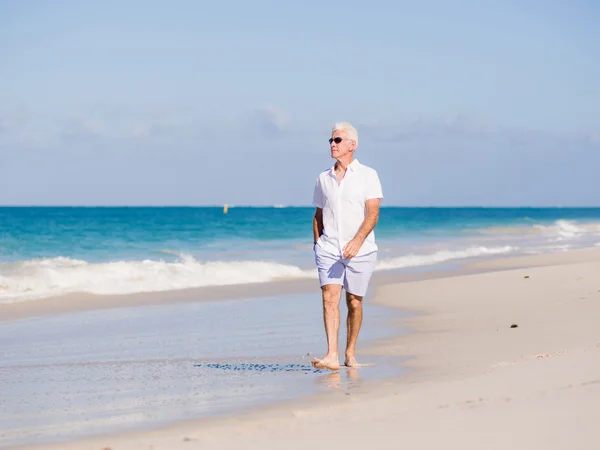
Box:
[315,366,361,389]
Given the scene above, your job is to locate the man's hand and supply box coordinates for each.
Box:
[342,237,364,259]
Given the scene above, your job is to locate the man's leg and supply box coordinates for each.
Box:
[343,251,377,367]
[345,292,363,367]
[312,283,343,370]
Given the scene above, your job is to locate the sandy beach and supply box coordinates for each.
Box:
[6,248,600,450]
[4,1,599,448]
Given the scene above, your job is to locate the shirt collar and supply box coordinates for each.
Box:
[348,159,360,171]
[328,159,360,177]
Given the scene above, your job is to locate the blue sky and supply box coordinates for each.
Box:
[1,0,599,206]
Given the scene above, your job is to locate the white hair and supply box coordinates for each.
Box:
[332,121,358,148]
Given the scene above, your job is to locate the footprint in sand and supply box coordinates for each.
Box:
[535,349,566,359]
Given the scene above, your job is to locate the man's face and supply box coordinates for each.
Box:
[329,130,355,159]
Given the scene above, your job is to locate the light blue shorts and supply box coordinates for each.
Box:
[314,245,377,297]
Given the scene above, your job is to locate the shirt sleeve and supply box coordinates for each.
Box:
[365,170,384,201]
[312,177,325,208]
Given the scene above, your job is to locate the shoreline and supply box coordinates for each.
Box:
[0,265,488,323]
[3,247,600,323]
[8,247,600,449]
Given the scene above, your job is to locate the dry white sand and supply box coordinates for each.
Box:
[17,248,600,450]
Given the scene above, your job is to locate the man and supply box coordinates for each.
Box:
[311,122,383,371]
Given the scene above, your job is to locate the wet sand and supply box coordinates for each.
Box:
[1,291,405,448]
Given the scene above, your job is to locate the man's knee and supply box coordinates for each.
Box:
[322,284,342,306]
[346,293,363,311]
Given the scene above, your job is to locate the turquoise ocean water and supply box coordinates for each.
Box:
[1,207,600,303]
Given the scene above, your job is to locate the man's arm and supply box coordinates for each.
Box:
[342,198,380,258]
[313,207,323,246]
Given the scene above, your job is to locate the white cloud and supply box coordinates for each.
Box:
[61,107,186,141]
[355,115,600,153]
[0,109,27,133]
[254,106,291,136]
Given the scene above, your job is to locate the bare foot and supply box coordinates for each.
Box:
[311,354,340,371]
[344,355,359,367]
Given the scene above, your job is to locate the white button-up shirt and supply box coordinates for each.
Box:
[312,159,384,257]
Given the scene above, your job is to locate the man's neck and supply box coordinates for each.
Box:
[335,156,354,172]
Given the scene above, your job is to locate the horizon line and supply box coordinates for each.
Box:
[1,205,600,209]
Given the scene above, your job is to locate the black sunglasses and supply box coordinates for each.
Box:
[328,137,344,144]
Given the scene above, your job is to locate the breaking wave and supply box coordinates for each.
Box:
[0,246,517,303]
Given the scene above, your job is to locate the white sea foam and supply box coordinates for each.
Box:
[533,220,584,241]
[376,245,515,270]
[0,255,317,303]
[477,220,600,247]
[0,246,518,303]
